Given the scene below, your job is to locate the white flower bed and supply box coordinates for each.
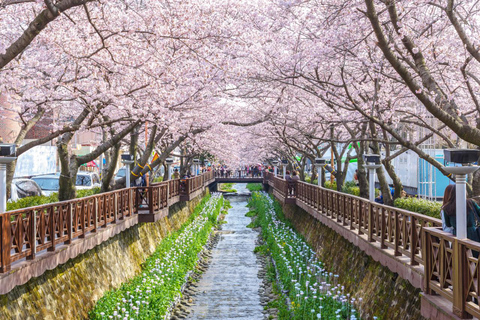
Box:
[90,193,223,320]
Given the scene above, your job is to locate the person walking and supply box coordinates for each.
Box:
[172,169,180,180]
[291,171,300,196]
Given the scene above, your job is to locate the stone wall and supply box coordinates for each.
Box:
[282,203,425,320]
[0,191,207,320]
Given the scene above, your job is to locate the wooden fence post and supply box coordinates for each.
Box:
[410,217,419,266]
[368,202,374,242]
[48,206,56,251]
[27,210,36,260]
[93,197,98,231]
[452,239,471,318]
[0,213,11,272]
[113,193,118,224]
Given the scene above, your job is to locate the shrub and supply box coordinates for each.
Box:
[219,183,236,192]
[76,187,101,198]
[7,187,101,211]
[394,197,441,219]
[342,181,360,196]
[246,183,263,192]
[7,194,59,211]
[324,180,337,191]
[153,176,163,183]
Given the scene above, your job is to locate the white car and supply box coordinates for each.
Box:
[75,172,101,190]
[32,172,101,196]
[31,174,60,196]
[10,178,43,201]
[115,166,127,181]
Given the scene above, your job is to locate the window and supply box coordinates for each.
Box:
[31,178,59,191]
[15,181,42,198]
[76,175,92,186]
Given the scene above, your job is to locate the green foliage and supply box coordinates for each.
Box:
[153,176,164,183]
[342,181,360,196]
[305,176,318,185]
[90,194,224,319]
[324,180,337,191]
[219,183,236,193]
[246,183,264,192]
[7,194,59,211]
[245,210,257,217]
[394,197,441,219]
[7,187,101,211]
[253,245,269,255]
[76,187,101,198]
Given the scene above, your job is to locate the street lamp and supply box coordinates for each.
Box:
[121,154,135,188]
[363,154,382,202]
[165,157,174,180]
[0,144,16,213]
[444,149,480,239]
[281,159,288,179]
[272,160,279,177]
[314,158,326,187]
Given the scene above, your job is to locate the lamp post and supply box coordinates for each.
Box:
[165,157,174,180]
[444,149,480,239]
[272,160,279,177]
[121,154,135,188]
[363,154,382,202]
[281,159,288,179]
[0,144,16,213]
[314,158,326,187]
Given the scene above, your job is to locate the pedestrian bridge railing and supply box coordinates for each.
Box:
[0,171,215,274]
[264,172,478,319]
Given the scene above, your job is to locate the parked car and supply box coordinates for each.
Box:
[10,178,43,201]
[115,166,127,181]
[76,172,101,190]
[31,174,60,196]
[32,172,101,196]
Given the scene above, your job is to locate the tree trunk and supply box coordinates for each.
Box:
[355,142,369,199]
[6,161,15,199]
[57,143,77,201]
[101,143,120,192]
[369,122,393,205]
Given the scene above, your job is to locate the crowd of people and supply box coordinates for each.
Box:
[216,165,263,178]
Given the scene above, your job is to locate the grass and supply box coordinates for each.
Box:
[246,183,264,192]
[7,187,101,211]
[219,183,237,193]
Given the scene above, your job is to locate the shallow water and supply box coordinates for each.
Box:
[187,184,263,319]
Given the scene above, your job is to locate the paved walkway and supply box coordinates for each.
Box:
[188,184,264,319]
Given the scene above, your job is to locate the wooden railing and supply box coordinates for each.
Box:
[264,171,480,318]
[0,171,214,274]
[424,227,480,318]
[0,188,136,272]
[136,183,168,214]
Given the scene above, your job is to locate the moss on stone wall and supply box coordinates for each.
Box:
[0,191,208,320]
[282,203,425,320]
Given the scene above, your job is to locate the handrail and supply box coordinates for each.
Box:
[264,171,480,318]
[0,171,214,274]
